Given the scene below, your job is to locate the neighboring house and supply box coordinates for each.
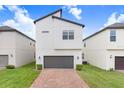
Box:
[0,26,35,67]
[83,23,124,70]
[34,9,84,69]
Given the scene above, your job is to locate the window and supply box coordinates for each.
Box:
[110,30,116,42]
[30,42,32,46]
[33,44,35,47]
[84,42,86,47]
[82,53,84,59]
[69,31,74,39]
[63,32,68,40]
[62,30,74,40]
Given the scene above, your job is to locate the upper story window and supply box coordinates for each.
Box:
[33,44,35,47]
[69,31,74,39]
[110,30,116,42]
[63,31,68,40]
[84,42,86,47]
[30,42,32,46]
[62,30,74,40]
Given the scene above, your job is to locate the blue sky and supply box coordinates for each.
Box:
[0,5,124,39]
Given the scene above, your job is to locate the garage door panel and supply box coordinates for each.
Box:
[44,56,73,68]
[115,57,124,70]
[0,55,8,67]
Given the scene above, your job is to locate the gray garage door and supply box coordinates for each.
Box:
[0,55,8,67]
[115,56,124,70]
[44,56,73,68]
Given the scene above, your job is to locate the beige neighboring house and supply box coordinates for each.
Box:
[34,9,84,69]
[83,23,124,70]
[0,26,35,67]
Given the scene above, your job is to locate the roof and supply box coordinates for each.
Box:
[107,23,124,28]
[83,23,124,41]
[34,9,62,23]
[52,16,85,27]
[0,26,16,31]
[0,26,35,42]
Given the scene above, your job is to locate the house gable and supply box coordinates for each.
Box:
[52,16,84,28]
[34,9,62,24]
[83,23,124,41]
[0,26,35,42]
[35,9,84,50]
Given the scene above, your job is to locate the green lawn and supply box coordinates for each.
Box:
[77,64,124,88]
[0,62,40,88]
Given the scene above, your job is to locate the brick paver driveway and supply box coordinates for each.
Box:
[31,69,88,88]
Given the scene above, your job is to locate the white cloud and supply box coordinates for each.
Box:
[2,5,35,39]
[3,19,19,27]
[117,14,124,22]
[104,12,117,27]
[0,5,4,11]
[69,7,82,20]
[63,5,82,20]
[104,12,124,27]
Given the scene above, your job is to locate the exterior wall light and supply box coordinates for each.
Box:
[110,55,112,59]
[77,56,79,60]
[10,54,13,57]
[38,56,41,59]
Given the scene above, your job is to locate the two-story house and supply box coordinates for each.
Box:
[34,9,84,69]
[83,23,124,70]
[0,26,35,67]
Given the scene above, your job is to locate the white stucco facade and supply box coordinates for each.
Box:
[0,30,35,67]
[83,27,124,70]
[35,9,84,69]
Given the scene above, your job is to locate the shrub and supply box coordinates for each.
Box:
[36,64,42,70]
[109,68,114,71]
[76,64,83,71]
[6,65,15,69]
[83,61,87,64]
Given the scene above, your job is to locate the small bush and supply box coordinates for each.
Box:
[83,61,87,64]
[76,64,83,71]
[6,65,15,69]
[109,68,114,71]
[36,64,42,70]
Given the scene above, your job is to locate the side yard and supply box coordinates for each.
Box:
[0,62,40,88]
[77,64,124,88]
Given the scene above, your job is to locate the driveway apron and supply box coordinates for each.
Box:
[31,69,88,88]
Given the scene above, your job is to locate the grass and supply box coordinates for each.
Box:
[0,62,40,88]
[77,64,124,88]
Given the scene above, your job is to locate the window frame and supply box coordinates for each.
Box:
[82,53,84,59]
[63,31,68,40]
[69,31,74,40]
[84,42,86,47]
[62,30,74,40]
[110,30,116,42]
[30,42,32,46]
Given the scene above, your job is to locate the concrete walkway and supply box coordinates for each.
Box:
[117,70,124,74]
[31,69,88,88]
[0,67,5,70]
